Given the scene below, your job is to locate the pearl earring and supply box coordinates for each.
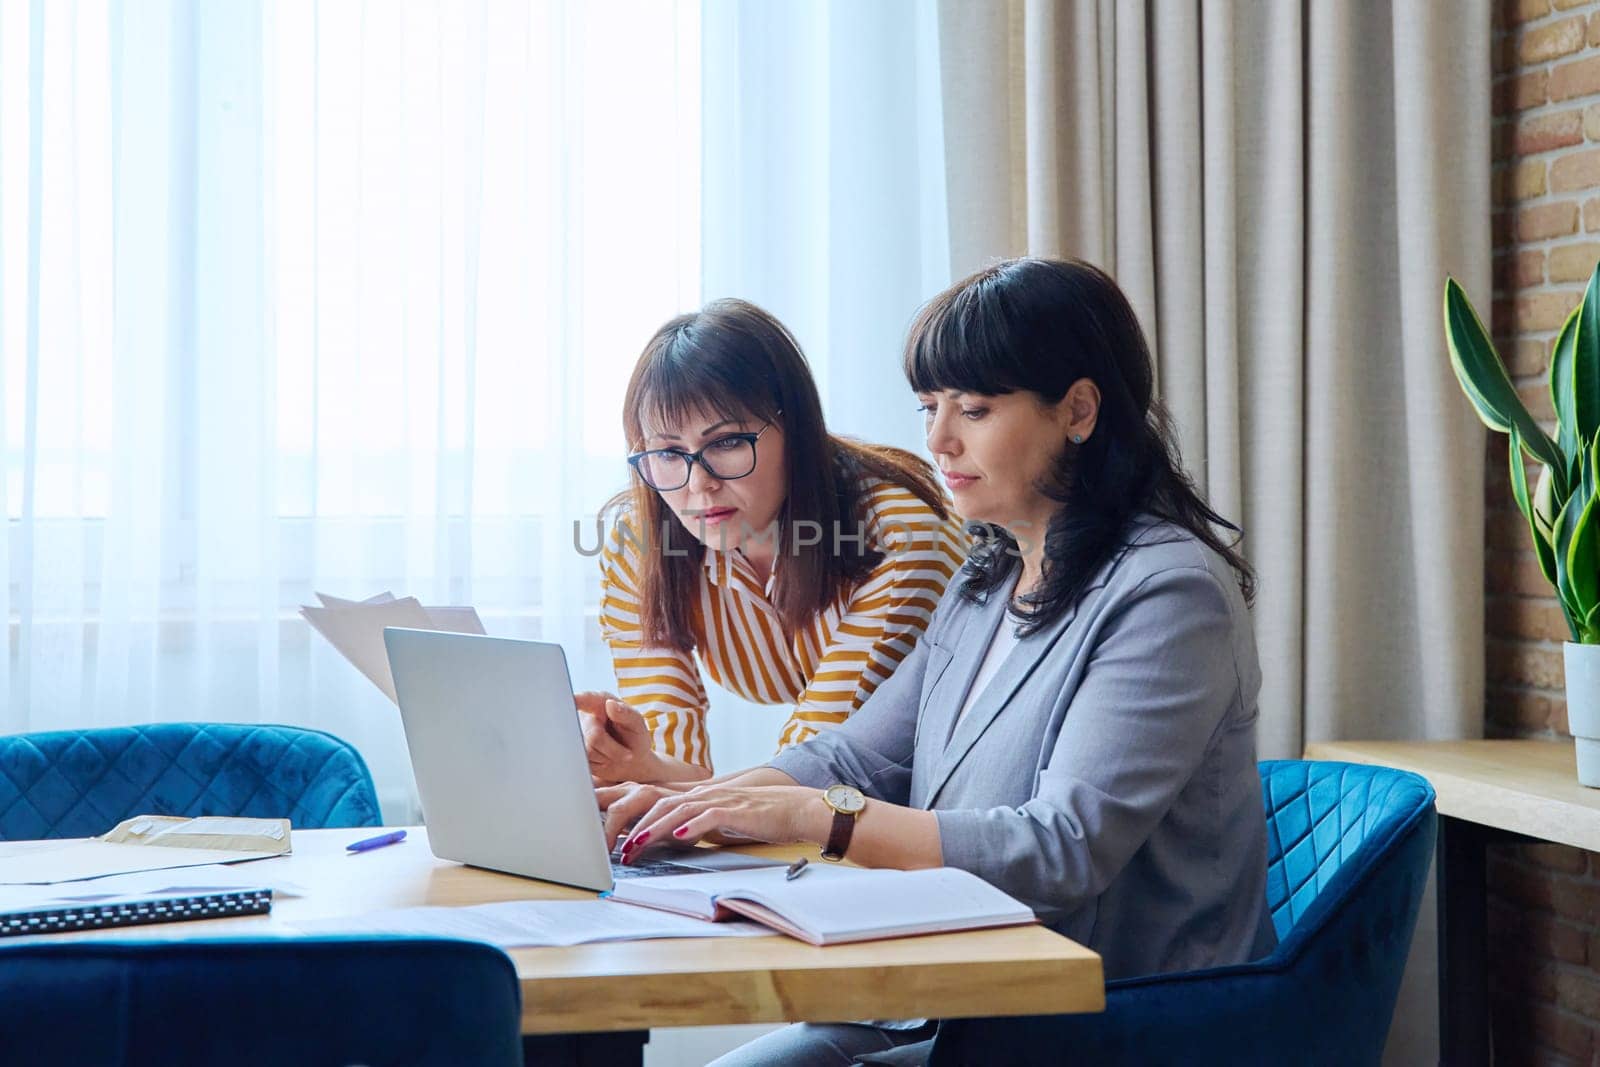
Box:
[1072,434,1084,444]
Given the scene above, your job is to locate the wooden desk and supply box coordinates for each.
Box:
[1304,739,1593,1067]
[5,827,1103,1061]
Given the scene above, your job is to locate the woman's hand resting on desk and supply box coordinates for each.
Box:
[599,780,829,862]
[574,691,711,786]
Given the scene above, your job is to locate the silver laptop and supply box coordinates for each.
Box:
[383,628,770,891]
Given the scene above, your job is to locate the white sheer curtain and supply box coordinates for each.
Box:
[0,0,946,813]
[0,0,701,818]
[696,0,948,772]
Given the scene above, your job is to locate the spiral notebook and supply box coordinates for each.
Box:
[0,888,273,938]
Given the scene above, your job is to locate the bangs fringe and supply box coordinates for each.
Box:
[903,270,1025,397]
[630,328,778,446]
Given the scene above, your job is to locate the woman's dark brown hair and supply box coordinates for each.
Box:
[611,299,948,652]
[904,257,1255,635]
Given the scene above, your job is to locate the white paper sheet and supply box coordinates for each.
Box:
[0,841,284,885]
[0,864,305,914]
[301,598,436,703]
[420,605,486,634]
[288,899,771,947]
[2,863,304,901]
[316,591,397,609]
[301,593,487,703]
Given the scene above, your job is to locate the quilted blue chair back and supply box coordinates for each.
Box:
[0,937,522,1066]
[1260,758,1431,945]
[0,723,382,839]
[931,760,1437,1067]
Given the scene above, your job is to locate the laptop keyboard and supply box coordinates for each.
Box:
[608,855,702,880]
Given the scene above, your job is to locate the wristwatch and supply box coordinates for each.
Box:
[820,783,866,861]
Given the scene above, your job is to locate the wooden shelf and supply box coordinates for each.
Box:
[1303,739,1600,851]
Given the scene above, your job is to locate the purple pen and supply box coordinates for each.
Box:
[346,829,407,853]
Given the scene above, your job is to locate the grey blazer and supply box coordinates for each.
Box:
[770,517,1277,980]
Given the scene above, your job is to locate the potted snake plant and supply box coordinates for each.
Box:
[1444,264,1600,785]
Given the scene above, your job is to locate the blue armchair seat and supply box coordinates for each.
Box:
[930,759,1438,1066]
[0,937,523,1066]
[0,723,383,839]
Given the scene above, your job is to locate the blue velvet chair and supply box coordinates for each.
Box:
[929,760,1438,1067]
[0,723,383,839]
[0,936,523,1065]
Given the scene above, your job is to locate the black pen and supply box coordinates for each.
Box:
[786,856,808,881]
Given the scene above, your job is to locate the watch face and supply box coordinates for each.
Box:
[825,783,866,814]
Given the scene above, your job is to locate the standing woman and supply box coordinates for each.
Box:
[581,299,968,785]
[602,259,1274,1066]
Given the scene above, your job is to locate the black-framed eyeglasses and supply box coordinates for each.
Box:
[627,420,778,492]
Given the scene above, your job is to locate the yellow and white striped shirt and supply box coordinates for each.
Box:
[598,479,969,770]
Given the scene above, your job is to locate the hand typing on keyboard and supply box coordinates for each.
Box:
[608,836,700,879]
[609,856,700,879]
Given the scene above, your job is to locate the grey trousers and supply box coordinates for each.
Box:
[705,1021,938,1067]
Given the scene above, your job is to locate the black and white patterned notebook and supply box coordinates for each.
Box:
[0,888,273,937]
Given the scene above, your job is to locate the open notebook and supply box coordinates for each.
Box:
[604,863,1035,946]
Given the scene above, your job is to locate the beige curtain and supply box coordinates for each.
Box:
[936,0,1492,758]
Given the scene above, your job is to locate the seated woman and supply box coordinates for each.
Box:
[581,299,969,786]
[601,258,1277,1066]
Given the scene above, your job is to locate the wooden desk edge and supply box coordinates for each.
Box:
[515,952,1106,1033]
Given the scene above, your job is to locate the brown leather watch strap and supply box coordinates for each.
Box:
[822,809,856,861]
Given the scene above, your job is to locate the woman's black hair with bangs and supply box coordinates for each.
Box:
[904,257,1254,633]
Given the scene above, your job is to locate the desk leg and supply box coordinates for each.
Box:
[1437,816,1492,1067]
[522,1030,647,1066]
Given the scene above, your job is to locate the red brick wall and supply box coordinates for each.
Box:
[1491,2,1600,1062]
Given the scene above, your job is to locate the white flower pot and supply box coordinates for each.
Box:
[1564,642,1600,787]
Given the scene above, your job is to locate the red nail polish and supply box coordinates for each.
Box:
[673,826,689,838]
[632,831,650,848]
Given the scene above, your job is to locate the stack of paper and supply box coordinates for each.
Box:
[0,814,298,887]
[0,840,289,886]
[101,814,291,854]
[300,591,486,703]
[0,865,307,908]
